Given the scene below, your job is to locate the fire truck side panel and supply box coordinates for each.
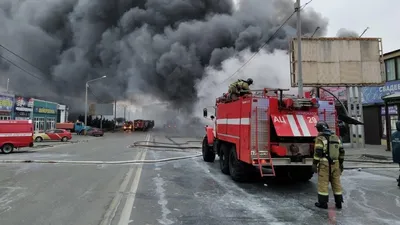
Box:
[215,100,241,149]
[239,98,252,163]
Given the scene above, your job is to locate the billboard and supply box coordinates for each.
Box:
[290,37,384,87]
[0,94,14,112]
[89,103,113,116]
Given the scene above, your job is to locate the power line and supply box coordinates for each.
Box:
[0,44,105,103]
[0,54,42,80]
[0,43,49,77]
[218,0,313,85]
[87,87,106,103]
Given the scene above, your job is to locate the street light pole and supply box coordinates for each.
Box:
[85,82,88,127]
[84,75,107,130]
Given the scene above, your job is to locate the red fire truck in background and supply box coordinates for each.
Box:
[202,88,337,182]
[0,120,34,154]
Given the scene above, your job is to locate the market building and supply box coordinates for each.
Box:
[14,96,34,120]
[32,99,58,131]
[362,49,400,146]
[0,92,15,120]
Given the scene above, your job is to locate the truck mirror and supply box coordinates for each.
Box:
[203,108,208,117]
[210,115,215,120]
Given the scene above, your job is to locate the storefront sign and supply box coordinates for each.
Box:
[0,95,14,112]
[381,105,398,115]
[362,80,400,104]
[33,107,56,114]
[14,96,34,112]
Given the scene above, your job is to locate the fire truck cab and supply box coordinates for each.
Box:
[202,88,337,182]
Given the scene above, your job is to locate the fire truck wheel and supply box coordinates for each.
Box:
[219,144,230,175]
[293,167,314,182]
[285,167,314,182]
[202,137,215,162]
[1,144,14,154]
[229,146,250,182]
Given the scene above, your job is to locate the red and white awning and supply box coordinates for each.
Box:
[271,114,319,137]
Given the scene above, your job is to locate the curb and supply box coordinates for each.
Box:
[361,154,391,160]
[344,165,400,169]
[30,138,97,151]
[346,159,394,164]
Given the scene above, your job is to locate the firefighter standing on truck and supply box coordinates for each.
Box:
[312,121,345,209]
[228,78,253,100]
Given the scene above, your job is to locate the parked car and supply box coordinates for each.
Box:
[34,129,72,142]
[87,127,104,137]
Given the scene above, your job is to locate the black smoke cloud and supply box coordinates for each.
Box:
[0,0,328,112]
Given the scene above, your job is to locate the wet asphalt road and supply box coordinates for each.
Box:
[0,129,399,225]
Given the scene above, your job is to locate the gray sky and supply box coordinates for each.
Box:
[311,0,399,52]
[233,0,399,52]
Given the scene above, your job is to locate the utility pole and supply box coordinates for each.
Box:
[84,83,88,128]
[123,106,126,122]
[295,0,303,98]
[6,78,9,93]
[114,99,117,131]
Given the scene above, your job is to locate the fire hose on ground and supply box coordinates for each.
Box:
[0,141,203,165]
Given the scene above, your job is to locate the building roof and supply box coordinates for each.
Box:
[383,49,400,60]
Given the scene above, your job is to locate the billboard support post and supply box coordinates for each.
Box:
[358,87,365,148]
[295,0,303,98]
[346,88,354,148]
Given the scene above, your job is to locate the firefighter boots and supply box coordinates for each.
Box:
[315,202,328,209]
[334,195,343,209]
[315,194,328,209]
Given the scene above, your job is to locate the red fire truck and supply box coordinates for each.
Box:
[0,120,34,154]
[202,88,337,182]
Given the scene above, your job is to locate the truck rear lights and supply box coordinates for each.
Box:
[253,159,267,165]
[272,145,287,156]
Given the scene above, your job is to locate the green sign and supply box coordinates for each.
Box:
[33,106,56,114]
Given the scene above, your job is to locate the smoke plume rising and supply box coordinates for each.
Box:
[336,28,359,37]
[0,0,328,113]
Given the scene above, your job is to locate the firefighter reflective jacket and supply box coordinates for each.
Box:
[314,130,344,163]
[229,80,250,94]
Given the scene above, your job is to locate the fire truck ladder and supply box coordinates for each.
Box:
[253,106,276,177]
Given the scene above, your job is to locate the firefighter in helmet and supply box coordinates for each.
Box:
[228,78,253,100]
[313,120,345,209]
